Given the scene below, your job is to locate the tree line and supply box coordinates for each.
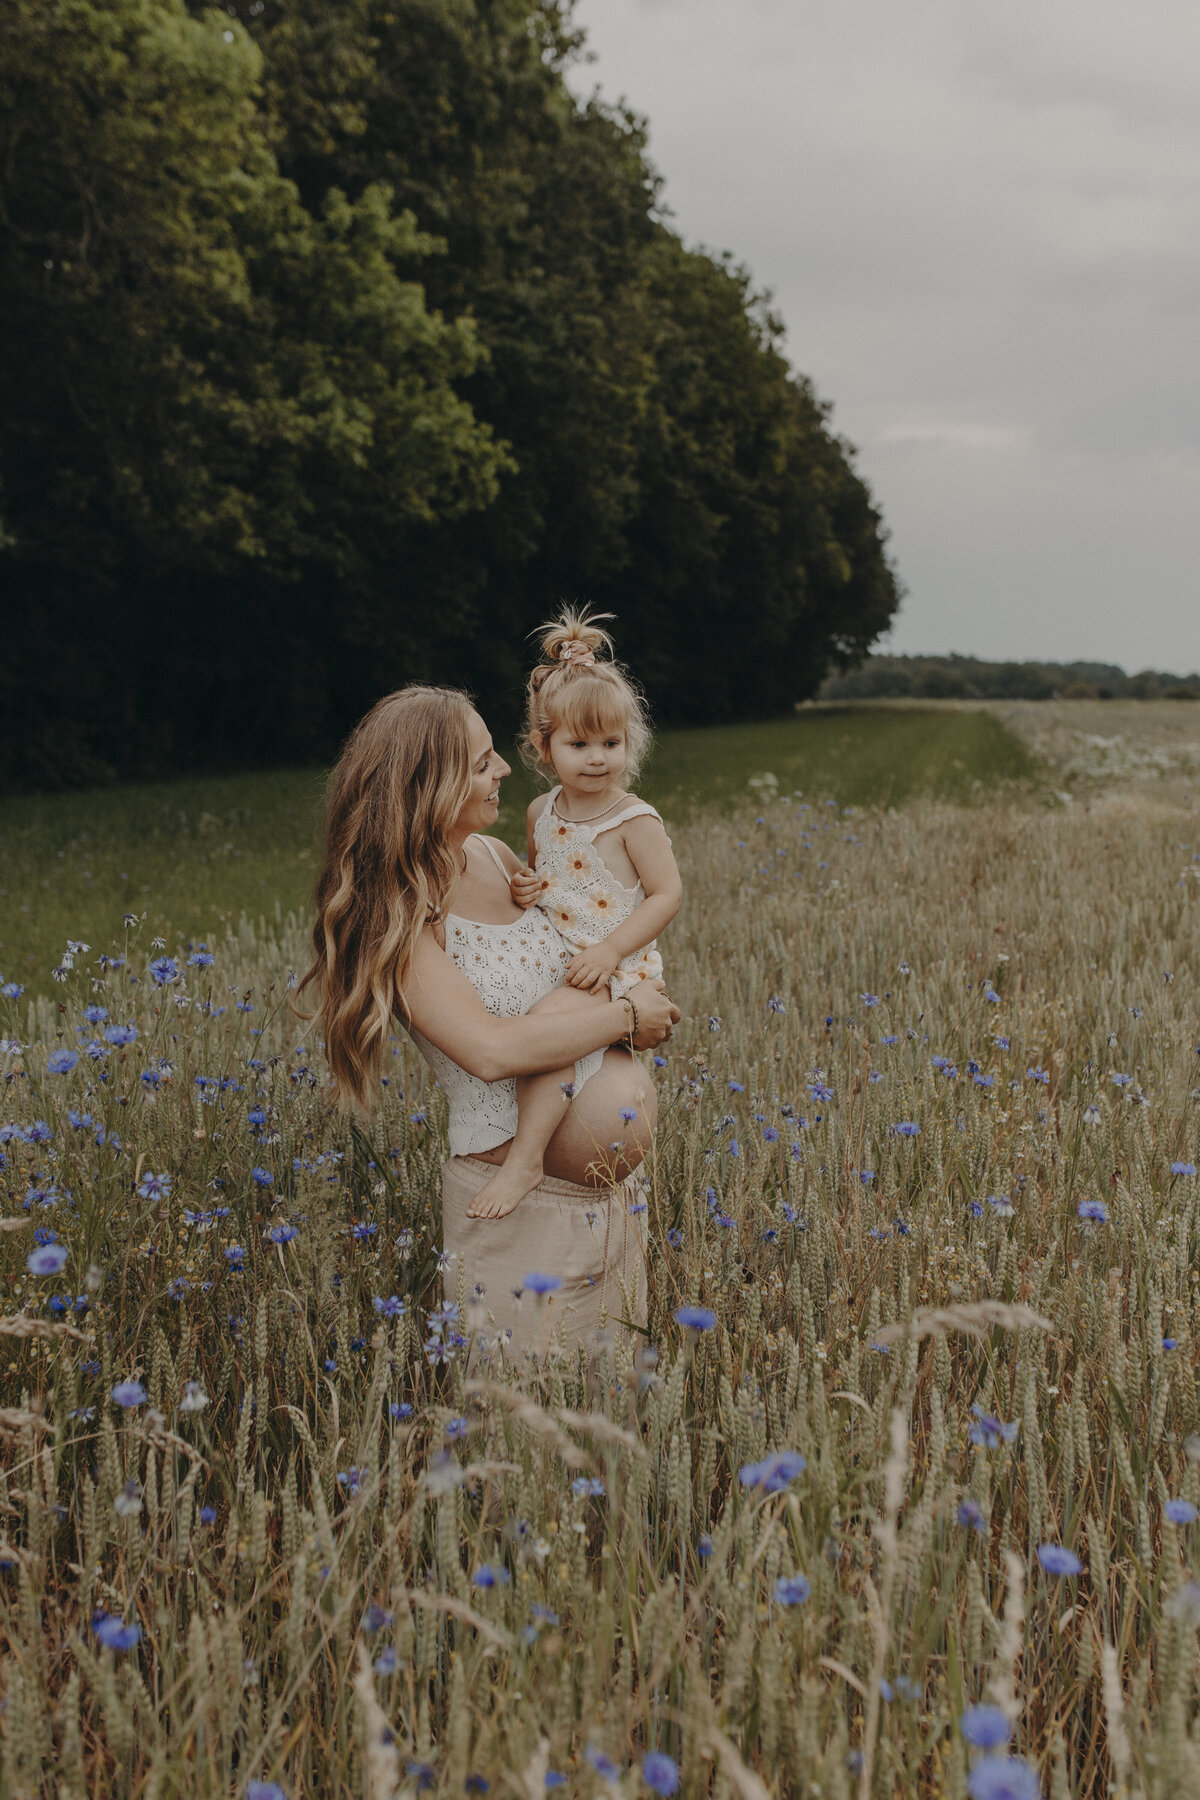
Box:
[820,654,1200,703]
[0,0,900,790]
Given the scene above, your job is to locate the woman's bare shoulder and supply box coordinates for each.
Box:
[473,833,523,873]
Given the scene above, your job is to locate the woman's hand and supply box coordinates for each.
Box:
[509,866,541,910]
[624,979,679,1050]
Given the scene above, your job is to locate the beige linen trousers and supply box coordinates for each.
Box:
[441,1154,649,1358]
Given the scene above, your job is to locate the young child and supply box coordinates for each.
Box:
[466,610,682,1220]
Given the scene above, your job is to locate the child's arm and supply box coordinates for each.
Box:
[509,797,547,909]
[565,816,682,991]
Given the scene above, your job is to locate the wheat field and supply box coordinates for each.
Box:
[3,720,1200,1797]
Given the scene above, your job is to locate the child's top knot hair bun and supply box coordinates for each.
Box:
[521,606,653,783]
[531,608,615,691]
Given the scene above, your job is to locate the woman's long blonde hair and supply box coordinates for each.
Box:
[299,685,474,1111]
[521,608,652,783]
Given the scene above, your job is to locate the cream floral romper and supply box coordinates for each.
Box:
[533,787,666,1000]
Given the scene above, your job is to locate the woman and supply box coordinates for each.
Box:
[301,686,678,1356]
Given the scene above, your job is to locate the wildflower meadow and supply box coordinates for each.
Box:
[3,761,1200,1797]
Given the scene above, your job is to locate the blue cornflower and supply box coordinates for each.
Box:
[361,1603,393,1636]
[619,1106,638,1123]
[351,1222,378,1241]
[643,1752,680,1795]
[727,1139,740,1158]
[585,1748,621,1782]
[987,1194,1014,1217]
[82,1005,107,1024]
[373,1295,406,1318]
[445,1417,469,1440]
[47,1049,78,1075]
[1166,1499,1198,1525]
[373,1646,397,1675]
[523,1271,562,1295]
[471,1564,510,1589]
[103,1024,137,1046]
[225,1246,246,1269]
[958,1498,987,1532]
[1111,1071,1132,1087]
[390,1402,413,1419]
[187,949,215,968]
[266,1225,297,1245]
[111,1380,147,1408]
[1037,1543,1082,1576]
[67,1110,93,1129]
[674,1306,717,1332]
[149,957,178,985]
[728,1080,744,1093]
[247,1785,287,1800]
[767,995,785,1014]
[337,1467,364,1496]
[27,1243,68,1276]
[773,1573,811,1606]
[1077,1199,1108,1223]
[860,993,879,1007]
[893,1121,920,1137]
[137,1171,172,1201]
[808,1082,834,1103]
[92,1611,141,1652]
[880,1675,921,1703]
[545,1776,567,1790]
[247,1107,267,1127]
[763,1125,779,1143]
[881,1034,898,1045]
[252,1167,274,1187]
[665,1227,683,1248]
[739,1450,806,1493]
[1,982,24,1000]
[1171,1162,1198,1176]
[966,1755,1041,1800]
[969,1406,1017,1449]
[960,1706,1011,1749]
[572,1477,605,1498]
[984,987,1001,1004]
[995,1035,1010,1049]
[1027,1067,1049,1085]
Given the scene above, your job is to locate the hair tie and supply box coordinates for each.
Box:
[558,643,596,668]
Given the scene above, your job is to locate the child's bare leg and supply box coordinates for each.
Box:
[467,986,603,1220]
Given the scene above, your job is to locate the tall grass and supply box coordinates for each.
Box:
[2,787,1200,1796]
[0,708,1040,993]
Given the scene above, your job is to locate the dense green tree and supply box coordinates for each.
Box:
[0,0,900,787]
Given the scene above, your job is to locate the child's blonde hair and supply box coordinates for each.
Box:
[521,607,652,784]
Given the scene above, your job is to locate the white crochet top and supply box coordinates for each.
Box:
[407,836,603,1158]
[533,788,666,999]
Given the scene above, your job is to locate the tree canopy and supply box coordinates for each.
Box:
[0,0,900,787]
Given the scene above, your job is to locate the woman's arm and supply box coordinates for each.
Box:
[403,928,673,1081]
[566,816,683,989]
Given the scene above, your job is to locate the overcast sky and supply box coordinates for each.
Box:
[573,0,1200,671]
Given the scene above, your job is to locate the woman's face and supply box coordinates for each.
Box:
[453,711,510,839]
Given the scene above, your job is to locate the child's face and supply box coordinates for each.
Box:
[546,724,627,796]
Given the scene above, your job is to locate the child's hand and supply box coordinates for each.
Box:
[565,943,620,991]
[509,867,541,910]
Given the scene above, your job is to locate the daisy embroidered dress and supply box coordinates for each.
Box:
[533,789,666,1000]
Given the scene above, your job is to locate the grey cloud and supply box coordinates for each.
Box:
[575,0,1200,667]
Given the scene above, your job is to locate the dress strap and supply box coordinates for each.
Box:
[469,834,513,877]
[590,801,666,838]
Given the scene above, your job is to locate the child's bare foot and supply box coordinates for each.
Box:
[467,1156,545,1219]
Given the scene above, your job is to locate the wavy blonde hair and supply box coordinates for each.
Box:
[298,686,474,1112]
[521,607,652,783]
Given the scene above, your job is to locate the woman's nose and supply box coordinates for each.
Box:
[496,756,512,778]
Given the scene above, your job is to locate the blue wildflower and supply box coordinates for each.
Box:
[960,1706,1011,1749]
[572,1477,605,1498]
[774,1573,811,1606]
[103,1024,137,1046]
[893,1121,919,1137]
[1166,1499,1198,1525]
[523,1272,562,1295]
[969,1407,1017,1449]
[137,1171,172,1201]
[958,1498,987,1532]
[373,1295,406,1318]
[252,1167,274,1187]
[27,1243,68,1276]
[674,1306,716,1332]
[112,1380,147,1408]
[739,1450,806,1493]
[643,1752,680,1795]
[472,1564,510,1589]
[266,1225,297,1245]
[149,957,178,985]
[1171,1162,1198,1176]
[1077,1199,1108,1223]
[585,1748,621,1782]
[47,1049,78,1075]
[966,1755,1041,1800]
[1037,1543,1082,1576]
[92,1612,141,1652]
